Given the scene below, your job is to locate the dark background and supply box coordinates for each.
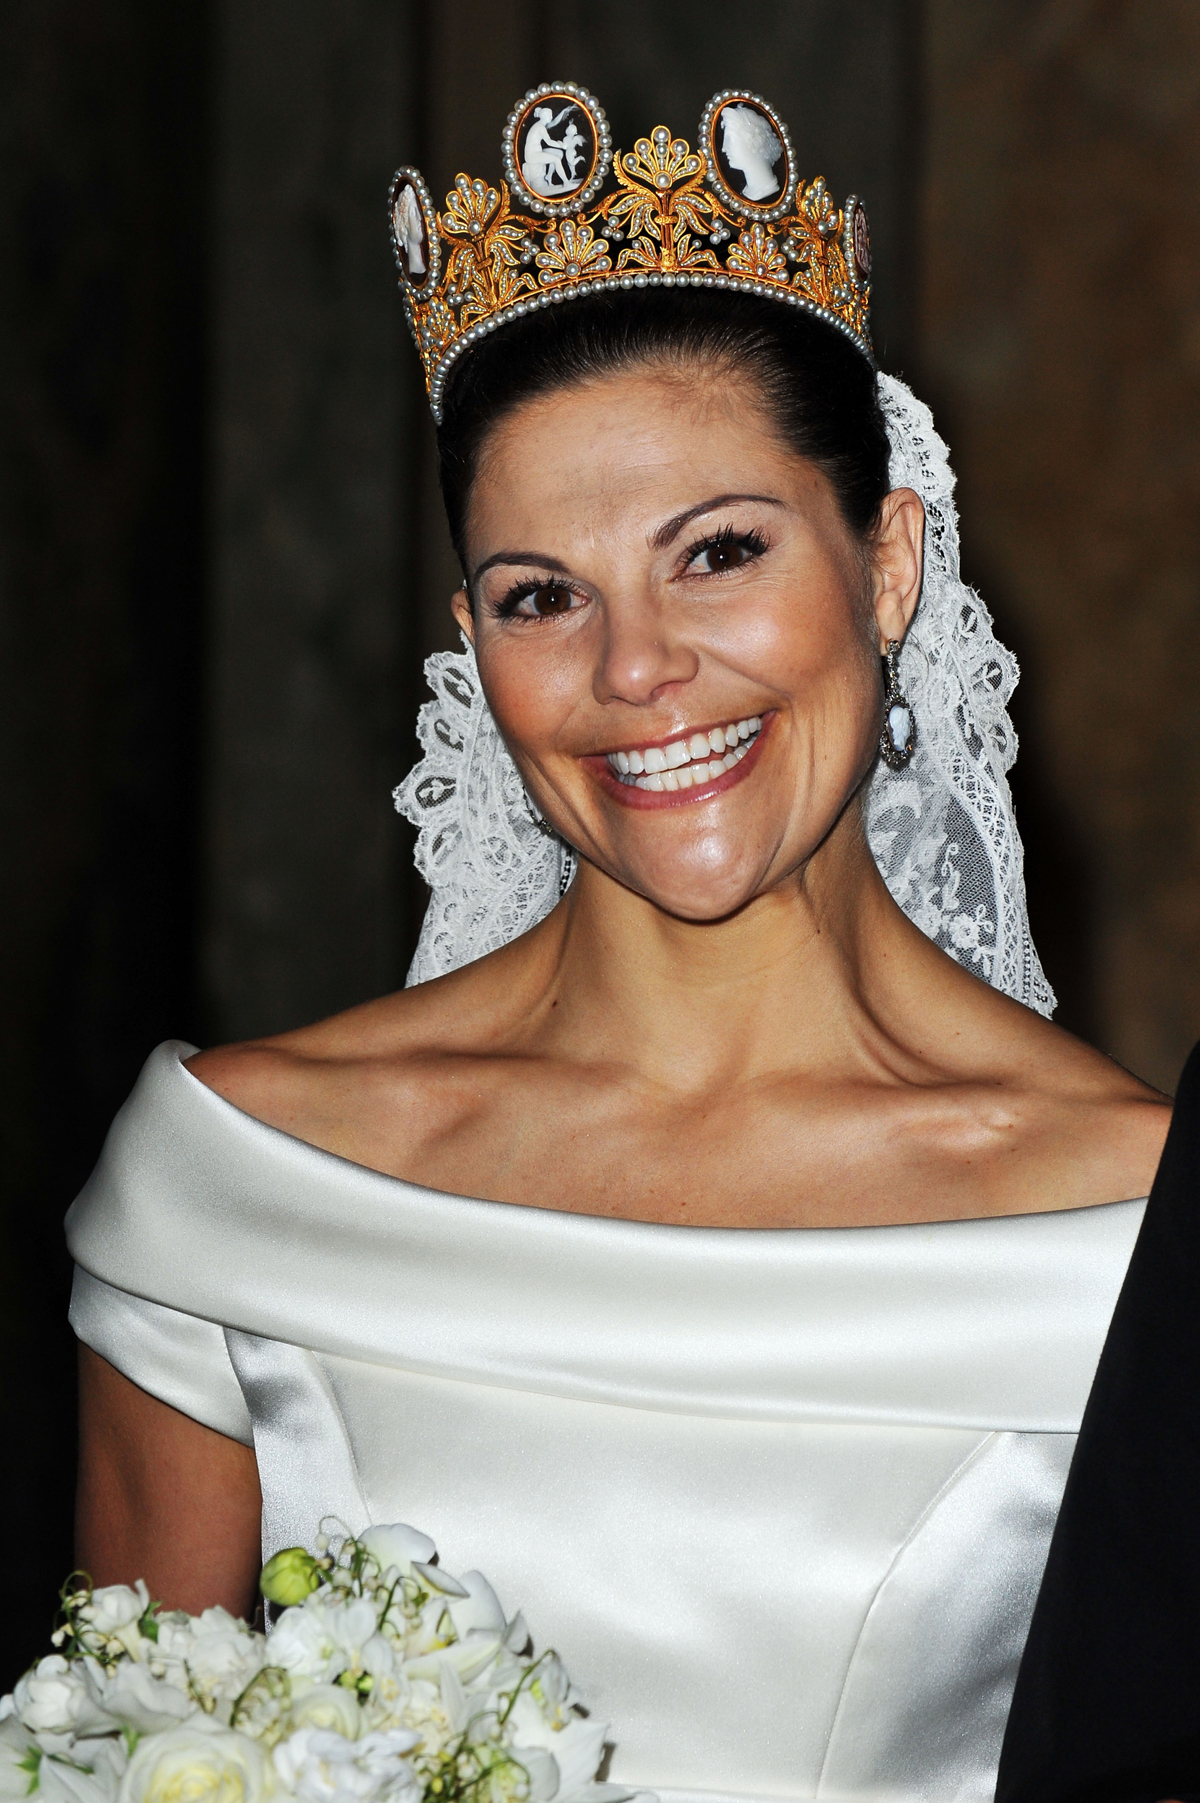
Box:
[1,0,1198,1687]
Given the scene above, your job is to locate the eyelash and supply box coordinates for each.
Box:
[488,577,582,622]
[485,523,772,621]
[680,524,771,576]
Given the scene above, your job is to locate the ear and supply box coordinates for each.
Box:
[870,488,924,651]
[450,587,475,645]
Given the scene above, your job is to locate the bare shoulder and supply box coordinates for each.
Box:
[184,948,528,1162]
[931,978,1172,1212]
[187,993,430,1126]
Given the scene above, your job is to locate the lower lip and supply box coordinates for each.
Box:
[587,716,772,810]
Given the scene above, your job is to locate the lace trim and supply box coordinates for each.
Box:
[393,646,572,987]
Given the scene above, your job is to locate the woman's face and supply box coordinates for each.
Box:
[453,362,923,923]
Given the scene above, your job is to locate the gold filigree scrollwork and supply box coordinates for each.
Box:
[440,176,536,327]
[414,292,457,364]
[603,128,719,275]
[727,222,789,284]
[398,110,873,416]
[536,219,612,287]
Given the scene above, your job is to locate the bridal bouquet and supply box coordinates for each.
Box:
[0,1523,635,1803]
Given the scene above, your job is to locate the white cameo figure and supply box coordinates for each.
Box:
[393,184,426,279]
[522,104,587,197]
[719,103,783,202]
[561,118,588,184]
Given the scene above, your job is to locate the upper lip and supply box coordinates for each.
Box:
[592,714,763,758]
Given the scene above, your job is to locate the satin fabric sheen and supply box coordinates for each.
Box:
[67,1043,1146,1803]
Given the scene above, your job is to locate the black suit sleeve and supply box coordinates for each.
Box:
[996,1042,1200,1803]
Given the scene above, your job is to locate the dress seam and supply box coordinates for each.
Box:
[815,1430,1000,1797]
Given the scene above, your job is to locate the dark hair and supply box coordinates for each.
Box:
[436,289,891,568]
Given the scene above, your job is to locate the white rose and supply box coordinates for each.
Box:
[155,1611,266,1707]
[273,1729,417,1803]
[355,1529,434,1585]
[83,1661,194,1737]
[119,1720,272,1803]
[284,1689,360,1740]
[13,1658,95,1738]
[79,1588,150,1661]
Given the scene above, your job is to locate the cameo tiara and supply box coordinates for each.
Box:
[389,84,873,421]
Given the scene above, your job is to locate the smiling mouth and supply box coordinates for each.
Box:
[605,717,762,792]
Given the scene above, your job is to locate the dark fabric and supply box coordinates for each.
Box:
[996,1042,1200,1803]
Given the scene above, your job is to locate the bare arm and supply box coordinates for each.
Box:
[76,1344,263,1620]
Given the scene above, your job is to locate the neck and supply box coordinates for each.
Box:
[508,804,937,1089]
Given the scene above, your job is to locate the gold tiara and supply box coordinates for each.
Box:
[389,85,873,421]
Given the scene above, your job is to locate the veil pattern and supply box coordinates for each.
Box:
[394,374,1054,1016]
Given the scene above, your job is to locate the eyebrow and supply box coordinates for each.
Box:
[649,492,786,550]
[470,549,572,584]
[468,493,786,588]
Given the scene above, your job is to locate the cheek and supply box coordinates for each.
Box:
[474,632,583,760]
[710,570,875,704]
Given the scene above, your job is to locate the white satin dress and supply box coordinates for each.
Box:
[66,1042,1146,1803]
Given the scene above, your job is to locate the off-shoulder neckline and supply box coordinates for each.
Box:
[171,1040,1151,1237]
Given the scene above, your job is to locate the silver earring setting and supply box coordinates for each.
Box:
[523,787,556,837]
[524,786,577,895]
[879,639,916,770]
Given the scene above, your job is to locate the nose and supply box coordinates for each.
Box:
[592,594,699,707]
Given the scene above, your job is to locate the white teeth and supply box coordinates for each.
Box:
[610,715,763,789]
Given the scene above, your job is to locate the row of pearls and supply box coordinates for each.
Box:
[427,270,874,420]
[501,81,613,219]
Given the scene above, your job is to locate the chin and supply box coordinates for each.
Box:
[623,855,772,925]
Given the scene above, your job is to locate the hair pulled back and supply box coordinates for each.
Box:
[435,290,891,569]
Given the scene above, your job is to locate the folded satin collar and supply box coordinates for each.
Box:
[66,1041,1146,1431]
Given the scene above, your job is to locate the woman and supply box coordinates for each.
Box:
[67,87,1175,1803]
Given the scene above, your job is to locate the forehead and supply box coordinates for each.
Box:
[467,364,809,547]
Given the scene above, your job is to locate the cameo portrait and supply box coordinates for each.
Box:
[504,85,611,215]
[845,196,871,288]
[388,169,438,293]
[700,92,796,221]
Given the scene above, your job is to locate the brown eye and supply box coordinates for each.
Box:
[702,542,747,573]
[530,584,574,616]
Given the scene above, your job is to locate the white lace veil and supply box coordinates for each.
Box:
[394,372,1055,1016]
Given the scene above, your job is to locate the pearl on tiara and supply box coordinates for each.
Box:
[388,86,873,422]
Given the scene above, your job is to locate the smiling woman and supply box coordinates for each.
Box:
[440,296,923,936]
[64,89,1185,1803]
